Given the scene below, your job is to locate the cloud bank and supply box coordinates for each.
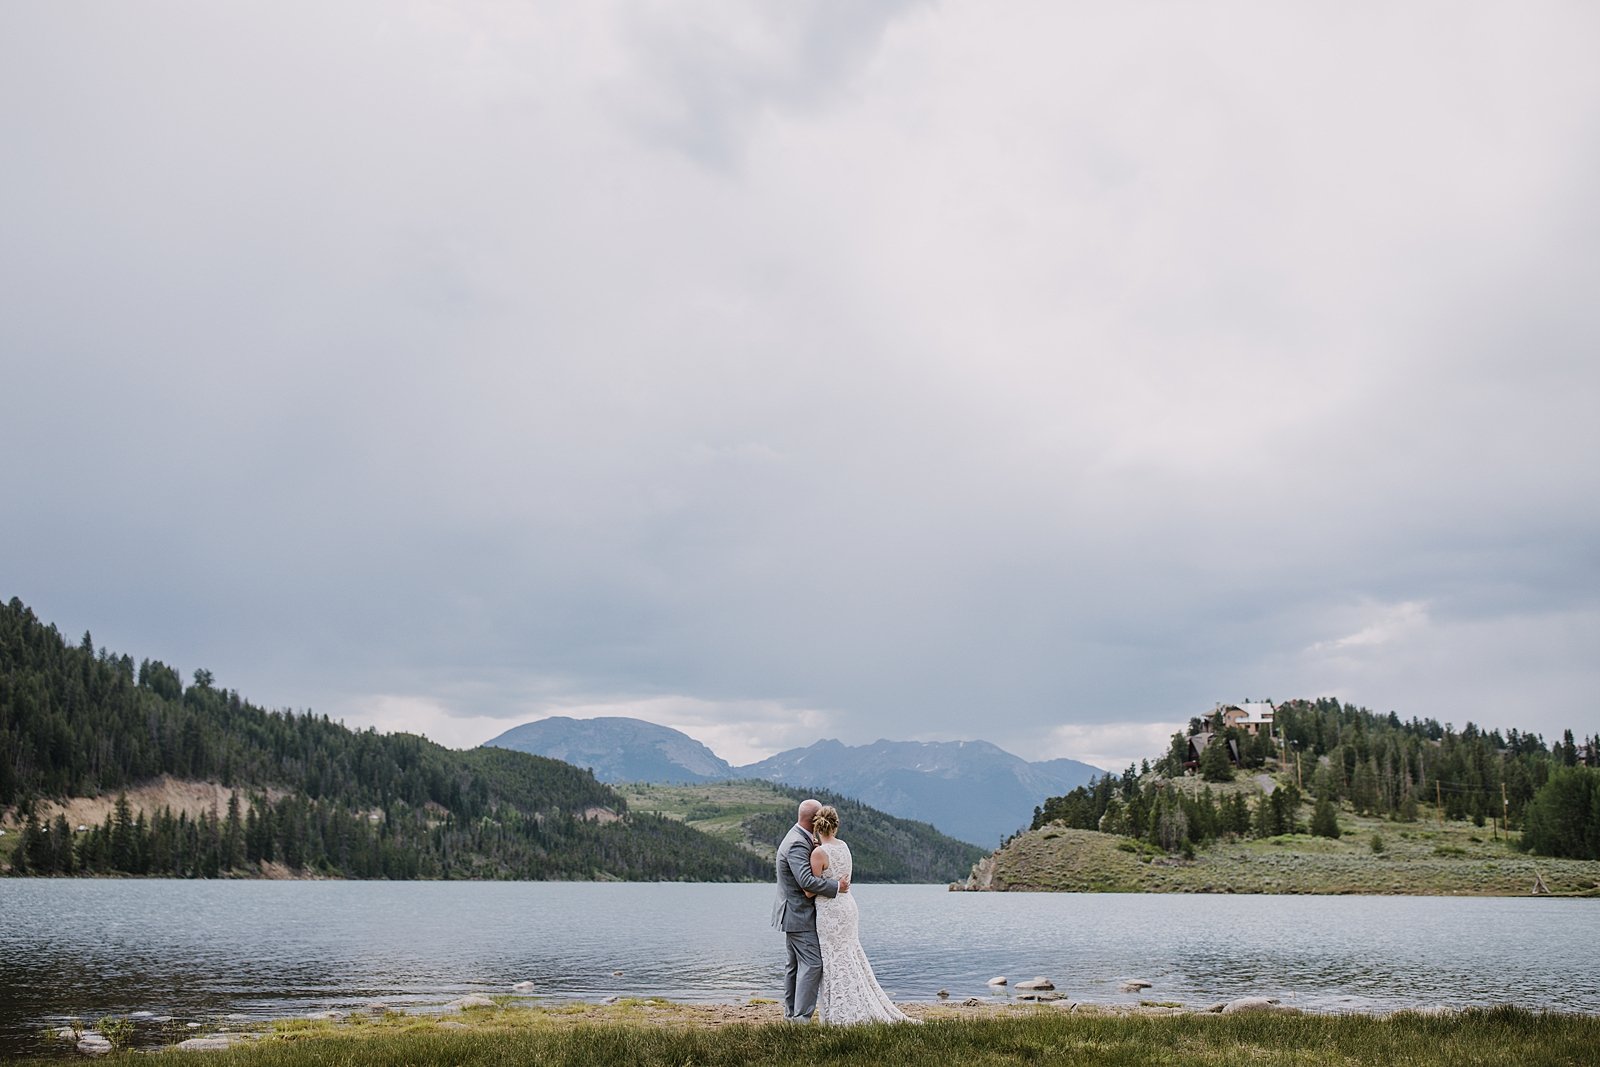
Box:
[3,2,1597,770]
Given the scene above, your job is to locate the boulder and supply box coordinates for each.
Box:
[175,1037,236,1052]
[962,998,984,1007]
[936,989,950,998]
[1015,977,1054,991]
[1119,979,1153,993]
[986,976,1008,986]
[76,1034,113,1056]
[1221,997,1283,1015]
[447,995,495,1011]
[54,1027,79,1042]
[511,981,536,993]
[305,1010,346,1021]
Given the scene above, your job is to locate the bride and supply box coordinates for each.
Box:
[807,805,917,1025]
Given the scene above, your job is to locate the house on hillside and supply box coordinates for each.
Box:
[1184,731,1241,773]
[1213,701,1275,738]
[1182,700,1276,774]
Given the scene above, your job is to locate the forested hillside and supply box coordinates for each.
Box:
[626,779,985,882]
[1031,697,1599,861]
[0,598,767,881]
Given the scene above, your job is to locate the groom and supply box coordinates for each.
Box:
[772,798,849,1021]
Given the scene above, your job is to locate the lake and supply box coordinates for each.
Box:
[3,881,1597,1057]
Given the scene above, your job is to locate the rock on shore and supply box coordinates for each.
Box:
[76,1034,113,1056]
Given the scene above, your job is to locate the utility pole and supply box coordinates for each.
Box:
[1436,780,1443,825]
[1502,781,1510,834]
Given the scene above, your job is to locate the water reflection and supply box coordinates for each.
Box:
[3,881,1596,1058]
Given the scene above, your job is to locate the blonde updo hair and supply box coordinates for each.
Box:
[811,805,840,838]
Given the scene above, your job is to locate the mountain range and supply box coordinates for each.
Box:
[484,717,1104,846]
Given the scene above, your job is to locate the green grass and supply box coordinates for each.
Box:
[621,781,798,855]
[43,1005,1600,1067]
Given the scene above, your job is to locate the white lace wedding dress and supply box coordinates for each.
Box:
[814,839,915,1025]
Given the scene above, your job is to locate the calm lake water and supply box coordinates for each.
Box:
[3,881,1596,1056]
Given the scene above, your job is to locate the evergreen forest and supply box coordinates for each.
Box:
[745,783,985,882]
[1032,698,1600,860]
[0,598,768,881]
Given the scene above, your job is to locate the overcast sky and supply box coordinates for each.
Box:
[4,2,1597,770]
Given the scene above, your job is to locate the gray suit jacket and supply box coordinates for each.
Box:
[771,824,839,932]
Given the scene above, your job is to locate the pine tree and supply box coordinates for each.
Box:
[12,815,37,874]
[1522,767,1599,859]
[1350,759,1379,816]
[1311,793,1341,839]
[110,794,137,873]
[223,794,245,871]
[1200,735,1235,782]
[51,814,77,873]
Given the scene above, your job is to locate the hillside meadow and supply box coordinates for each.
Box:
[962,817,1600,896]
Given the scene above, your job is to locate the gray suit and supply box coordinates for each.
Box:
[771,823,839,1020]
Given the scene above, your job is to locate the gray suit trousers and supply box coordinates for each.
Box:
[784,927,823,1020]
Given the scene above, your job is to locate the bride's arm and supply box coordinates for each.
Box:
[810,846,829,879]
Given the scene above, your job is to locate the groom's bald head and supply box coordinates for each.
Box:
[797,799,822,829]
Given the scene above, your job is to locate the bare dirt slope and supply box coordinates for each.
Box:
[14,776,286,830]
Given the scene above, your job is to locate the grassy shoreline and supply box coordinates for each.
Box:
[962,801,1600,896]
[34,1000,1600,1066]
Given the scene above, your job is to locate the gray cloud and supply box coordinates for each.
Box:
[3,2,1597,770]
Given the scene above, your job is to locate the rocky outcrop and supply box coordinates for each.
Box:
[447,995,496,1010]
[1220,997,1290,1014]
[954,854,1000,891]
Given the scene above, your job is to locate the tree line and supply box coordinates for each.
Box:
[1,597,768,880]
[1030,767,1304,858]
[743,783,986,883]
[1031,697,1599,860]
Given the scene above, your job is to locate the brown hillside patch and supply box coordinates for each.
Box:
[16,776,288,829]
